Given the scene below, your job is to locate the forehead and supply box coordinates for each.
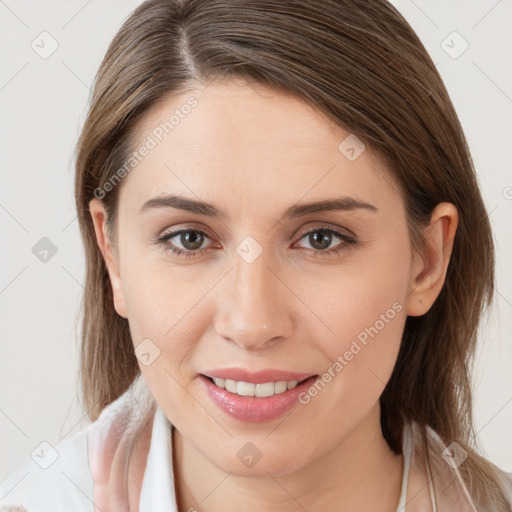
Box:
[119,79,397,214]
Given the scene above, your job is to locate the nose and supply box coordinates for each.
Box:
[213,249,294,351]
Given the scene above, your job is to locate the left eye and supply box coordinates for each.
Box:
[295,228,351,252]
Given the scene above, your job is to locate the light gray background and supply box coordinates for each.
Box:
[1,0,511,480]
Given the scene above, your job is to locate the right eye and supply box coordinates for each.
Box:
[153,229,214,258]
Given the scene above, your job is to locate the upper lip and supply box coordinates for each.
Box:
[201,368,316,384]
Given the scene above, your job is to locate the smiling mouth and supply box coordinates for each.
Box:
[202,375,316,398]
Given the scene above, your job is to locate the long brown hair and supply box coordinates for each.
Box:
[74,0,508,507]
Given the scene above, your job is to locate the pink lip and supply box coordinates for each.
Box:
[202,368,314,384]
[198,369,318,423]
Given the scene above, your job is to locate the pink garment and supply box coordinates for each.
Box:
[87,374,162,511]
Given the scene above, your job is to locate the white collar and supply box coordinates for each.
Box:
[138,406,179,512]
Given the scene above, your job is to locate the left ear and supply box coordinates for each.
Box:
[406,202,459,316]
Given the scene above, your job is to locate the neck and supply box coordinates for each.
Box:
[172,403,403,512]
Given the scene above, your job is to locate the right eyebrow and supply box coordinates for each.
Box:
[140,194,228,219]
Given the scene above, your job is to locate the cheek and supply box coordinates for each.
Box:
[319,266,408,361]
[315,231,410,329]
[303,292,406,417]
[120,239,185,331]
[119,252,214,369]
[300,235,411,401]
[118,258,209,426]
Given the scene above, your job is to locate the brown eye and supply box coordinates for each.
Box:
[154,228,213,258]
[305,229,335,251]
[175,230,206,251]
[296,228,355,255]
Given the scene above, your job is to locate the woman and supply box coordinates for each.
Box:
[1,0,511,510]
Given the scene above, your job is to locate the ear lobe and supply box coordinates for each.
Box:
[88,198,128,319]
[406,202,458,316]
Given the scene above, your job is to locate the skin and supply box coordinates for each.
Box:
[89,77,458,511]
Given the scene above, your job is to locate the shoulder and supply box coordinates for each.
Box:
[0,374,155,512]
[0,427,92,511]
[418,422,512,510]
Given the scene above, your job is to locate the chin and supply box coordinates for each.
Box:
[207,439,311,478]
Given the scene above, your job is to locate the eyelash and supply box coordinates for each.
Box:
[152,226,357,259]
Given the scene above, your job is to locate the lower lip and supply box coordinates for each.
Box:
[198,374,318,423]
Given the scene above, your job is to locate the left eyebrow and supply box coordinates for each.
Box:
[139,194,378,218]
[283,197,378,218]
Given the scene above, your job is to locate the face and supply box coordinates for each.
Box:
[89,77,445,477]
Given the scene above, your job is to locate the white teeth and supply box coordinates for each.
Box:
[237,381,255,396]
[255,382,274,398]
[213,377,225,388]
[274,381,288,394]
[225,379,237,393]
[209,377,302,397]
